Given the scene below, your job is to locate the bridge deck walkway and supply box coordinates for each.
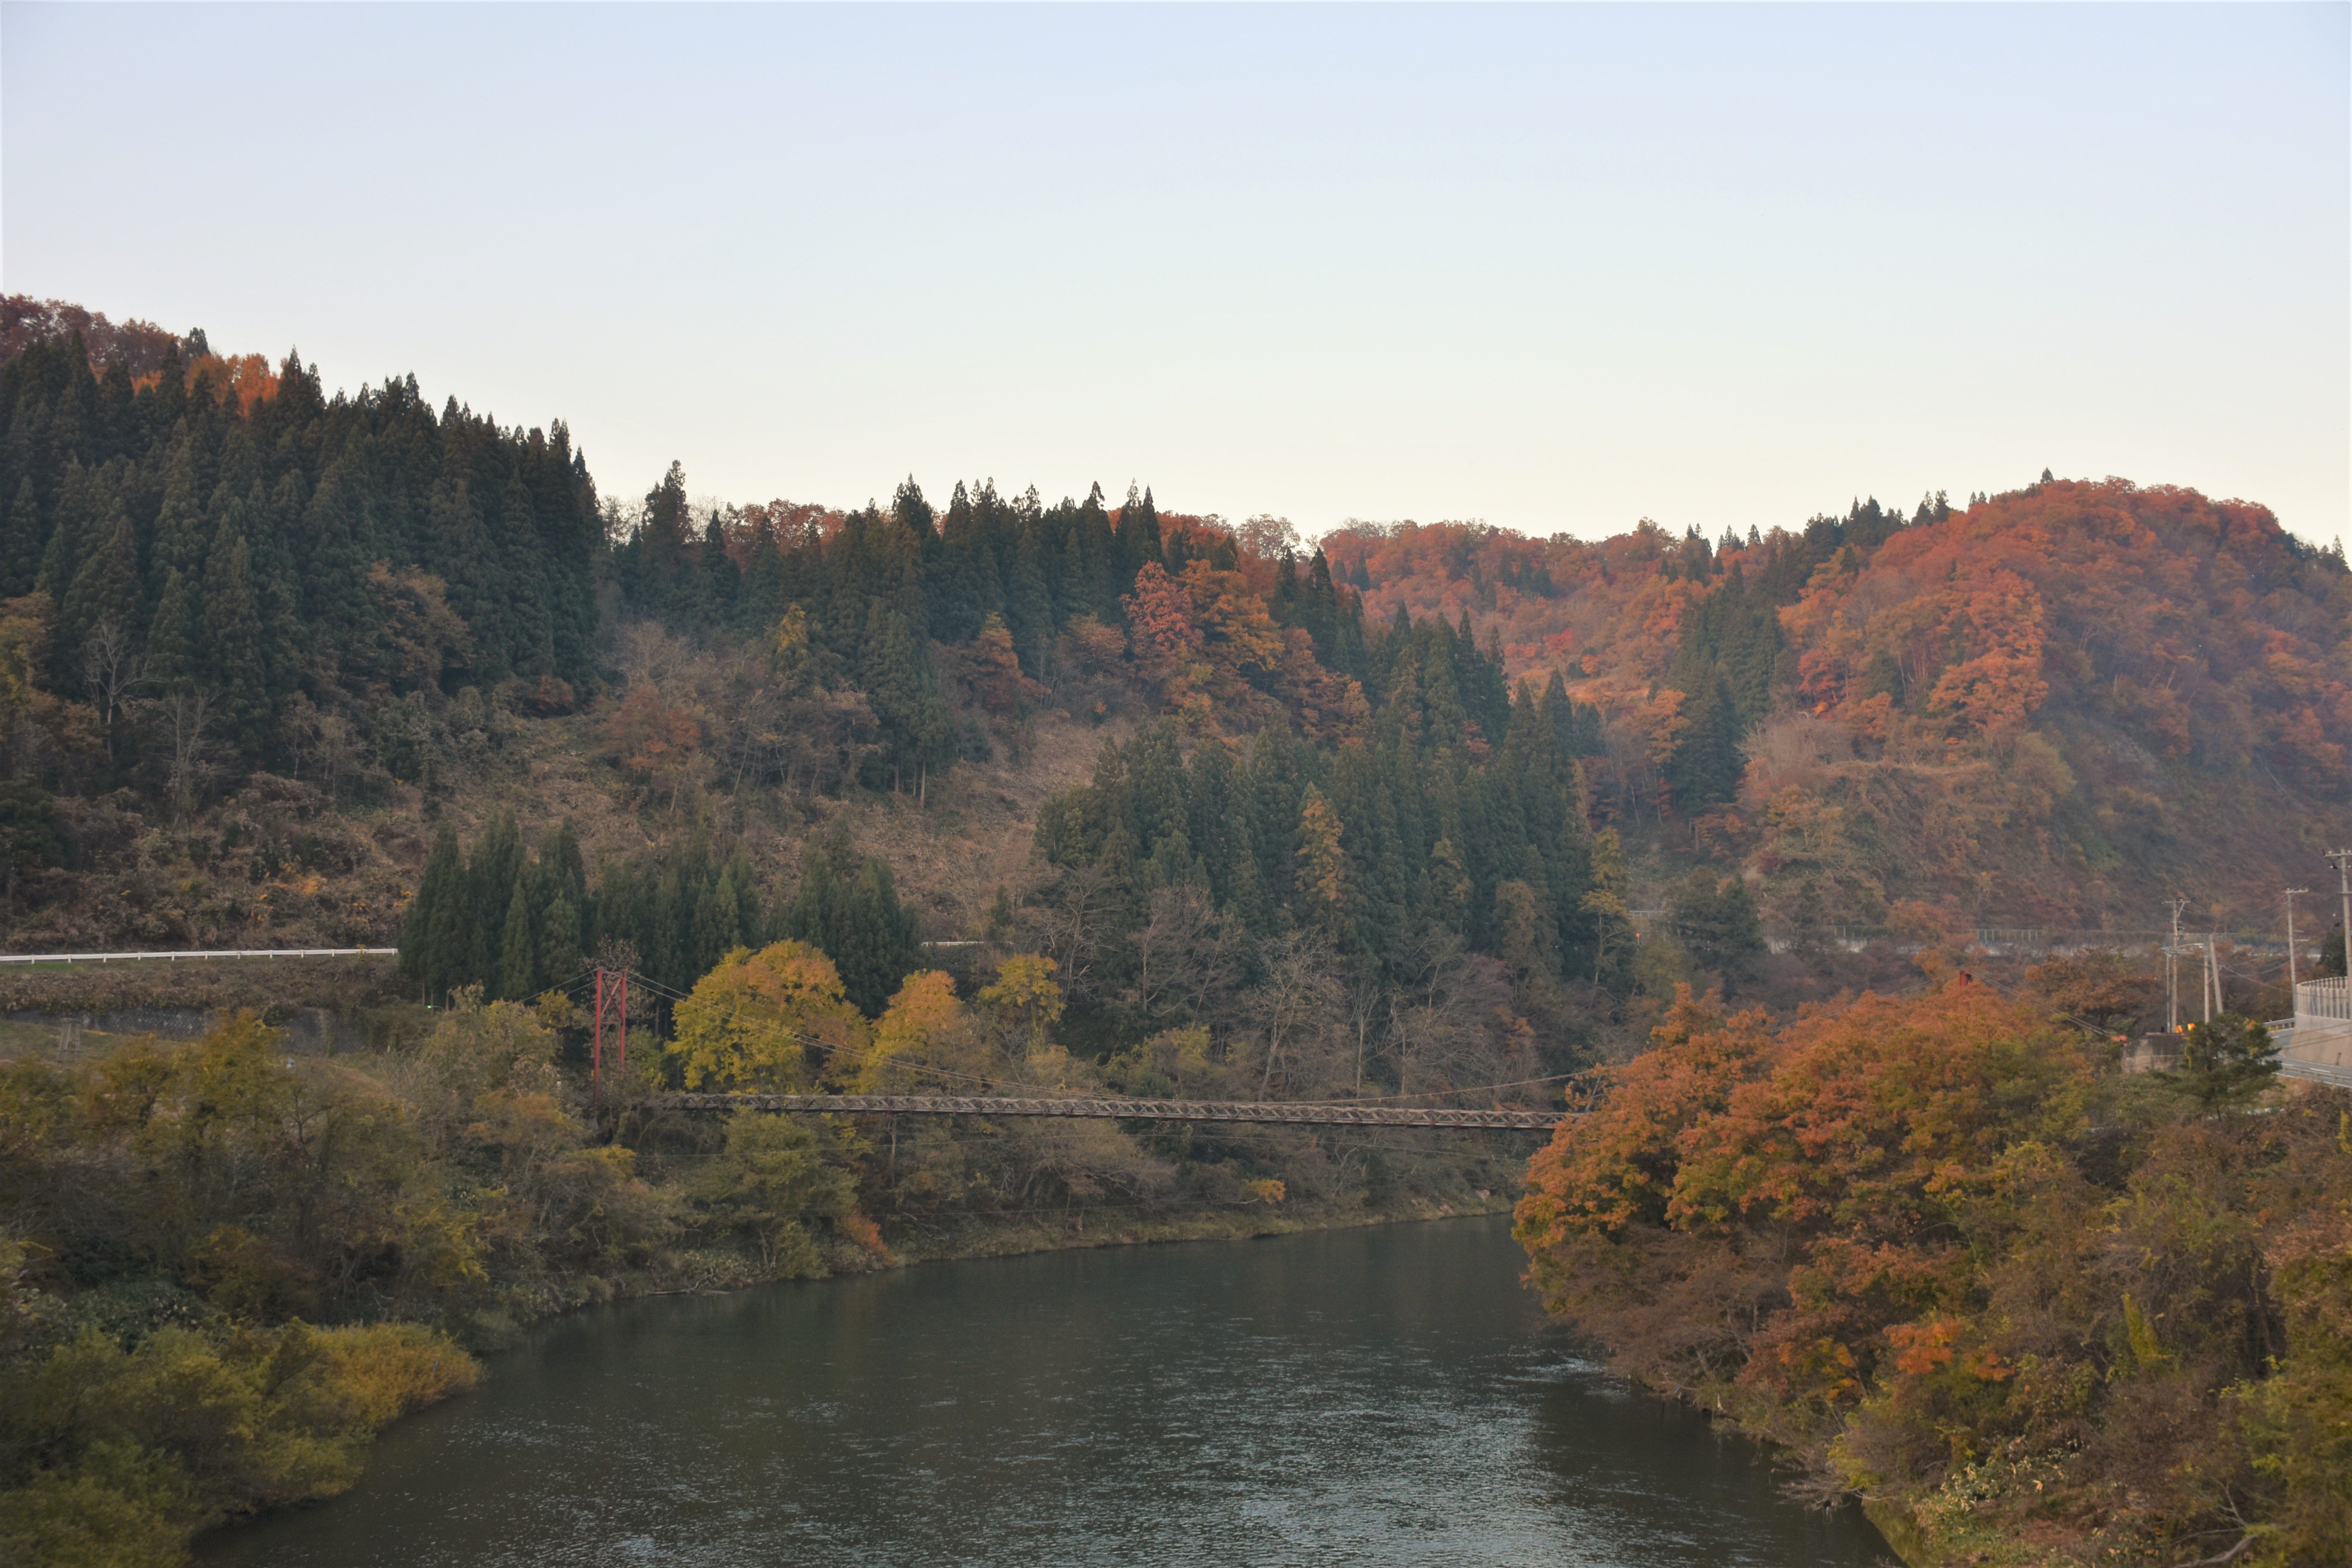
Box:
[656,1093,1565,1131]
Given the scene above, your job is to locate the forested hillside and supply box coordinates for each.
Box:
[5,300,2350,1568]
[5,300,2348,1022]
[1326,485,2352,934]
[0,308,601,919]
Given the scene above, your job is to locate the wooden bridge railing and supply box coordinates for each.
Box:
[655,1093,1565,1131]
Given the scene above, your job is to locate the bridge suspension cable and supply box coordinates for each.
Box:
[655,1092,1566,1131]
[603,968,1576,1120]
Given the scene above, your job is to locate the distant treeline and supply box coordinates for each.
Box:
[609,465,1398,791]
[0,333,601,798]
[399,817,923,1016]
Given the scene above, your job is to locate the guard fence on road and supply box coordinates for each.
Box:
[0,948,398,965]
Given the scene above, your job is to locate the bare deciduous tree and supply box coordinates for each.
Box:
[1342,964,1394,1095]
[152,685,220,824]
[1124,884,1238,1024]
[80,615,145,768]
[1017,862,1121,1003]
[1383,926,1522,1098]
[1246,929,1345,1095]
[284,693,369,801]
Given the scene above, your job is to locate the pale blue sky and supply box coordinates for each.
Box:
[4,3,2345,541]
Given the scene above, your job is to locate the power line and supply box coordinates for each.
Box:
[610,967,1579,1110]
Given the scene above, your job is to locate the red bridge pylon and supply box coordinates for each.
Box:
[591,967,629,1111]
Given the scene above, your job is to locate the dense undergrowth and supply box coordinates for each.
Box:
[1514,972,2352,1567]
[1,975,1524,1566]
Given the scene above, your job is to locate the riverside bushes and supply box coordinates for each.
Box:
[0,1004,677,1321]
[1514,982,2352,1567]
[0,1306,479,1565]
[3,960,1514,1564]
[0,1000,675,1564]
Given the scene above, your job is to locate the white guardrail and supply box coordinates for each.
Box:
[2262,1023,2352,1090]
[0,948,397,964]
[2279,1056,2352,1090]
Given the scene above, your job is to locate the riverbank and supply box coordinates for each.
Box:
[455,1186,1525,1350]
[0,997,1538,1566]
[1513,984,2352,1568]
[198,1215,1893,1567]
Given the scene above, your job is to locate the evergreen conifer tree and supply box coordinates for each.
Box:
[199,523,270,759]
[145,568,198,690]
[541,819,588,919]
[1668,868,1766,976]
[891,476,935,541]
[541,892,584,987]
[688,869,735,981]
[632,461,693,618]
[1665,677,1742,811]
[495,474,555,671]
[860,599,954,797]
[1120,484,1164,583]
[776,827,922,1016]
[1429,836,1471,930]
[0,476,41,597]
[698,512,740,628]
[1005,527,1055,674]
[146,433,207,596]
[61,506,144,656]
[1056,524,1098,626]
[1185,740,1243,905]
[497,867,543,1001]
[35,461,99,603]
[427,477,498,677]
[720,849,762,946]
[1247,726,1307,906]
[401,823,468,1002]
[299,456,373,681]
[466,811,523,986]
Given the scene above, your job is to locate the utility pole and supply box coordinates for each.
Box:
[2204,934,2219,1023]
[2285,888,2310,993]
[2166,897,2189,1033]
[2329,849,2352,981]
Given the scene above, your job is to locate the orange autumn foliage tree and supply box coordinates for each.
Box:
[1331,479,2352,926]
[601,683,702,806]
[1515,980,2349,1565]
[857,969,975,1090]
[1121,560,1210,720]
[966,612,1043,716]
[1519,984,2094,1412]
[1122,557,1364,736]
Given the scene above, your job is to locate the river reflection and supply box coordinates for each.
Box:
[205,1216,1888,1566]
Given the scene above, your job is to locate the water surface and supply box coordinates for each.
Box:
[206,1217,1889,1566]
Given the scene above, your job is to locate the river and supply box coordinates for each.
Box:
[203,1216,1890,1566]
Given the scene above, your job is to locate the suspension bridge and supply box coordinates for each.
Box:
[655,1093,1566,1130]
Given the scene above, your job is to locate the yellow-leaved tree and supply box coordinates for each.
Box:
[979,954,1064,1064]
[858,970,973,1091]
[668,941,868,1091]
